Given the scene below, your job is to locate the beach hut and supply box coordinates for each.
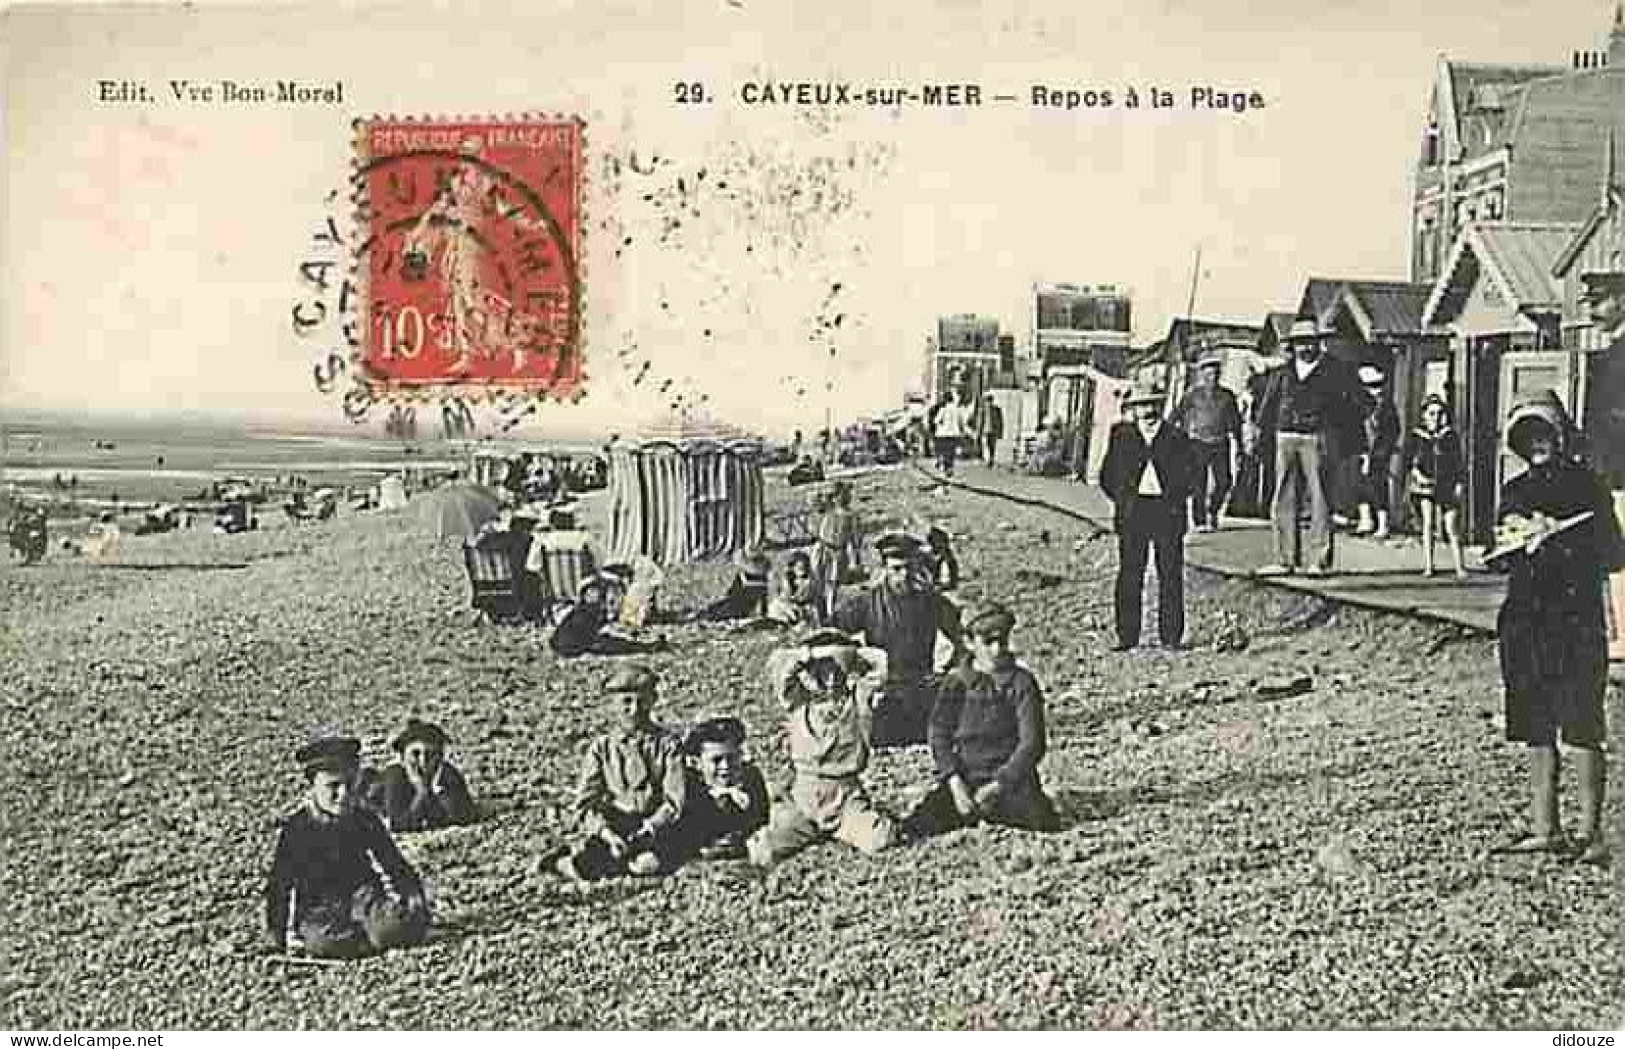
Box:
[378,474,408,510]
[606,416,765,566]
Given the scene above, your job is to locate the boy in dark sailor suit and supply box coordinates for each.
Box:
[264,736,429,959]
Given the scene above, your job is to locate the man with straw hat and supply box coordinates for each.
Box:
[1100,372,1195,651]
[1252,318,1363,576]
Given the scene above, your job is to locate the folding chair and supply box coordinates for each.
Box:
[463,533,524,623]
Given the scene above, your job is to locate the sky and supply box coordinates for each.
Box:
[1,0,1618,439]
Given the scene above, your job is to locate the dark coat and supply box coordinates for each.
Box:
[1495,459,1623,742]
[1363,399,1400,463]
[373,762,477,833]
[1399,426,1465,501]
[929,660,1047,791]
[982,403,1005,441]
[265,806,424,940]
[1098,421,1196,529]
[672,764,771,857]
[1255,358,1365,451]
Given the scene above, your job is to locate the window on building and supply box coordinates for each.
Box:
[1423,123,1440,167]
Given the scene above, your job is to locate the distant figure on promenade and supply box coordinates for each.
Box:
[833,532,966,746]
[900,603,1059,838]
[264,737,430,960]
[1251,319,1363,576]
[1029,419,1067,477]
[1100,376,1195,652]
[373,718,477,834]
[1171,353,1242,533]
[980,393,1005,467]
[1487,394,1622,866]
[1353,366,1400,539]
[932,392,973,476]
[1398,394,1466,578]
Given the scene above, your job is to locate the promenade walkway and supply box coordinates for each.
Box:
[918,461,1513,635]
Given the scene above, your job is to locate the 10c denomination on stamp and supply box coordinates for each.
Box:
[353,116,584,398]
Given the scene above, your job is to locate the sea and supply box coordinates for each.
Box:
[0,413,602,509]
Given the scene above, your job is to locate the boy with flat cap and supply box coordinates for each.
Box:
[673,716,771,860]
[264,736,430,960]
[373,717,478,833]
[833,531,965,746]
[902,603,1058,837]
[554,665,690,880]
[747,628,896,865]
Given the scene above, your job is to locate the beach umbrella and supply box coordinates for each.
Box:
[418,482,501,540]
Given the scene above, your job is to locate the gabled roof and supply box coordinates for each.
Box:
[1261,311,1296,338]
[1553,132,1625,278]
[1297,279,1349,325]
[1152,317,1264,364]
[1423,222,1579,327]
[1335,282,1437,339]
[1256,311,1297,356]
[1476,224,1578,304]
[1440,60,1564,161]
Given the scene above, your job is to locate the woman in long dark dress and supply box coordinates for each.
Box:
[1490,394,1622,865]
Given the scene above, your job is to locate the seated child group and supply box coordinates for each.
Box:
[265,528,1056,961]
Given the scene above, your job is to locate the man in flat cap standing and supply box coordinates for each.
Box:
[1252,319,1364,575]
[833,532,966,746]
[1100,375,1195,651]
[264,736,430,959]
[1172,353,1242,533]
[902,603,1058,837]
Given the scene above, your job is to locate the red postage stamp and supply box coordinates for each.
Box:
[353,116,583,396]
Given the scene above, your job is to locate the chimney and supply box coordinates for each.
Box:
[1611,2,1625,66]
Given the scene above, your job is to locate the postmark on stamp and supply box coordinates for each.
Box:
[352,116,584,397]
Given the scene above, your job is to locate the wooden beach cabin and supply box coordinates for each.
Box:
[1421,221,1578,545]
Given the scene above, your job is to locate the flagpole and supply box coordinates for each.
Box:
[1172,244,1204,396]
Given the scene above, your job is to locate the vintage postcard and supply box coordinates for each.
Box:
[2,0,1623,1033]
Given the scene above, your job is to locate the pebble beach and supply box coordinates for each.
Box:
[1,464,1619,1029]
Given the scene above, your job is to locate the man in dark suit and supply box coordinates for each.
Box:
[1100,376,1196,651]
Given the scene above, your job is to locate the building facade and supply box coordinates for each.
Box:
[930,313,1002,402]
[1033,282,1132,374]
[1410,9,1625,284]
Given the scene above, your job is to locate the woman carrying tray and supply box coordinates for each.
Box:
[1488,393,1622,865]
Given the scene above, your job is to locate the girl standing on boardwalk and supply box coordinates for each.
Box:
[1399,395,1467,578]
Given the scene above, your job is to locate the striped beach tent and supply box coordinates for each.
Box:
[607,416,765,565]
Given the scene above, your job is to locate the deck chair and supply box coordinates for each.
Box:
[463,532,525,623]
